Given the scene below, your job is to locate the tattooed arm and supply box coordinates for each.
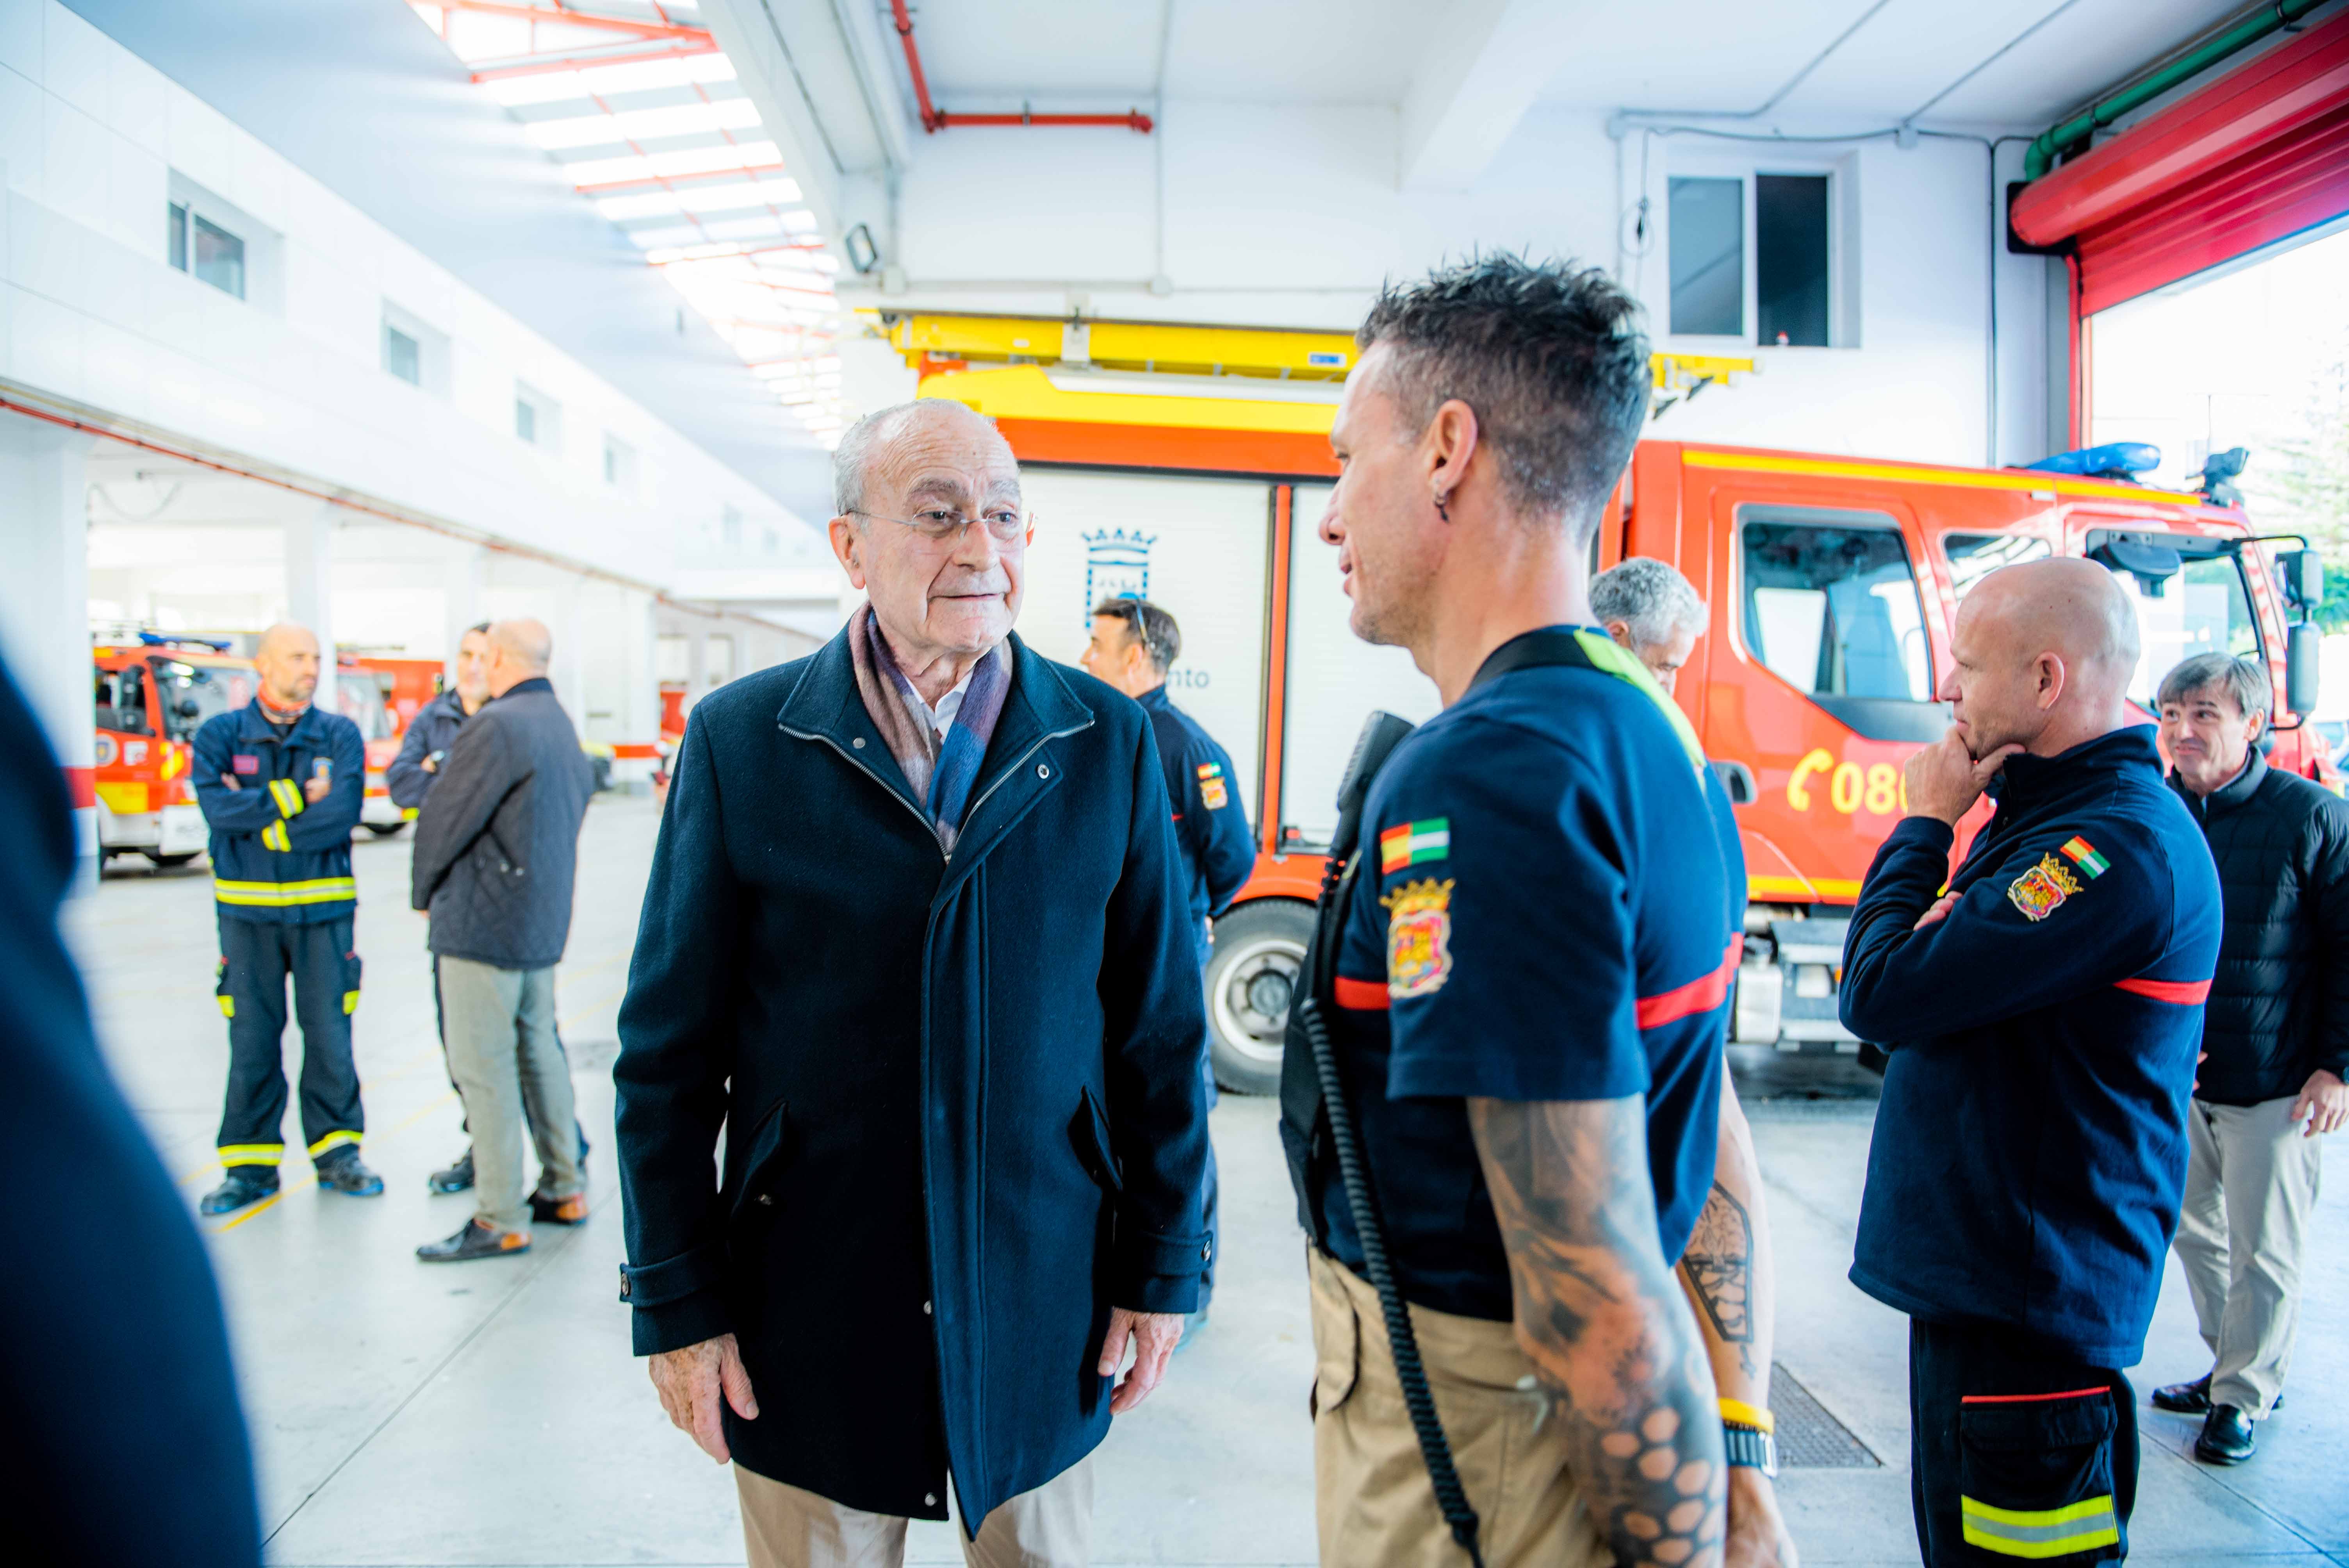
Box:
[1469,1094,1726,1568]
[1678,1079,1797,1568]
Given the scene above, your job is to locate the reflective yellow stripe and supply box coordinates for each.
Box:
[217,995,235,1018]
[1960,1494,2121,1559]
[306,1130,362,1158]
[212,877,357,907]
[268,777,305,817]
[1750,874,1864,901]
[217,1144,284,1167]
[261,819,291,852]
[342,989,360,1015]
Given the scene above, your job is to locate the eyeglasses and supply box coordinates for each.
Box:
[853,506,1029,544]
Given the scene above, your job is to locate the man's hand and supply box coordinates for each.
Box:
[218,772,241,791]
[1912,892,1959,931]
[1725,1467,1799,1568]
[648,1332,758,1463]
[421,755,439,774]
[1097,1307,1183,1414]
[2290,1069,2347,1137]
[304,771,331,804]
[1904,726,2025,826]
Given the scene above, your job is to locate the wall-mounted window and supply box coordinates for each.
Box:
[383,324,420,385]
[1668,167,1848,347]
[603,434,638,492]
[167,200,246,299]
[515,382,562,451]
[720,505,743,554]
[166,174,280,311]
[380,302,451,397]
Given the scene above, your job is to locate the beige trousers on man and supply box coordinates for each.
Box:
[2173,1094,2324,1417]
[1308,1246,1611,1568]
[734,1458,1092,1568]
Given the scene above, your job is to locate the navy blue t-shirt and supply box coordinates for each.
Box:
[1311,627,1743,1320]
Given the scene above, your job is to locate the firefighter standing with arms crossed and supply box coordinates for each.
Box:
[192,622,383,1215]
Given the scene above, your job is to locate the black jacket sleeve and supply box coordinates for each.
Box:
[1098,718,1214,1312]
[2308,800,2349,1079]
[1841,815,2172,1046]
[612,716,742,1353]
[385,707,438,810]
[191,716,278,837]
[410,709,523,912]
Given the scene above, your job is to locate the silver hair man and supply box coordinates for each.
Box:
[1591,555,1706,695]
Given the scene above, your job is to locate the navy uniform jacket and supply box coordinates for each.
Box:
[1134,684,1255,961]
[385,688,469,811]
[1842,726,2222,1367]
[1307,627,1743,1319]
[614,628,1210,1527]
[0,661,260,1565]
[191,702,365,924]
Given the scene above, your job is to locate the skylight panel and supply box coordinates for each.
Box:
[528,97,762,150]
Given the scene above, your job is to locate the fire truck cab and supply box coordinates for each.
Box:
[90,633,255,868]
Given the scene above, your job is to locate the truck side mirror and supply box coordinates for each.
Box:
[176,697,201,719]
[2279,550,2324,616]
[2287,622,2320,716]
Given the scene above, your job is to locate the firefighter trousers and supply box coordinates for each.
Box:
[214,914,365,1169]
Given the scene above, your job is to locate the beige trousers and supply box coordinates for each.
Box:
[1308,1246,1611,1568]
[2173,1094,2324,1417]
[734,1458,1093,1568]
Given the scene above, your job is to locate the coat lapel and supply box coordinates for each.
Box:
[774,625,929,825]
[932,635,1094,901]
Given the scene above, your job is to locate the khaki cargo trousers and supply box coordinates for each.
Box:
[1308,1246,1611,1568]
[734,1458,1092,1568]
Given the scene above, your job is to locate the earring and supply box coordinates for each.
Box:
[1433,488,1452,524]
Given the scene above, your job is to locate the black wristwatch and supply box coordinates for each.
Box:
[1720,1398,1778,1478]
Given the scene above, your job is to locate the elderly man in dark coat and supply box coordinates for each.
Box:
[614,398,1212,1567]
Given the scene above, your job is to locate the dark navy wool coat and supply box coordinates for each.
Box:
[614,626,1212,1527]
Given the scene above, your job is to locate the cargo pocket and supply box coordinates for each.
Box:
[1306,1249,1361,1420]
[216,955,234,1019]
[1958,1388,2122,1562]
[341,948,363,1016]
[1070,1085,1122,1194]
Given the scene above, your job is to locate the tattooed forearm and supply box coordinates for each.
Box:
[1469,1095,1726,1568]
[1679,1181,1756,1377]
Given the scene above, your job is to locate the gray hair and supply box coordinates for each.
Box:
[2157,651,2270,719]
[831,399,1005,518]
[1591,556,1705,649]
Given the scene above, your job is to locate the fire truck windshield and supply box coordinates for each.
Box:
[2091,536,2263,711]
[150,659,249,740]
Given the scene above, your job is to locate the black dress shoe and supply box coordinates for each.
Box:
[199,1169,279,1215]
[428,1147,475,1194]
[529,1190,588,1225]
[316,1153,384,1196]
[415,1219,530,1262]
[2153,1373,2212,1413]
[2195,1404,2256,1465]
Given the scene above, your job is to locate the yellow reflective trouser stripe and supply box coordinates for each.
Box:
[213,877,357,906]
[261,819,291,852]
[268,777,305,817]
[342,989,360,1015]
[1960,1495,2120,1558]
[307,1130,362,1158]
[218,995,235,1018]
[218,1144,284,1167]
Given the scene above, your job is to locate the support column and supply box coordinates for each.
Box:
[0,415,98,884]
[284,502,339,716]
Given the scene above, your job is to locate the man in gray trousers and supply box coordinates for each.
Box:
[410,618,598,1261]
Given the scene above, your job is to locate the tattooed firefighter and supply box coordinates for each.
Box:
[1279,255,1797,1568]
[1840,557,2222,1566]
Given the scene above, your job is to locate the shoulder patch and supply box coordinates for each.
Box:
[2007,853,2083,922]
[1382,877,1454,999]
[1200,771,1230,810]
[2058,836,2109,878]
[1378,817,1451,874]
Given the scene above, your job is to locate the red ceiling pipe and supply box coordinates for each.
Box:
[471,43,720,83]
[886,0,1150,134]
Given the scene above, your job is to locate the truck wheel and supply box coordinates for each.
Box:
[142,852,197,869]
[1205,899,1315,1096]
[364,822,407,837]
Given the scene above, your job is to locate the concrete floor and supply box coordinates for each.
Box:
[68,793,2349,1567]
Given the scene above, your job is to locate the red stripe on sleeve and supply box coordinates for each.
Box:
[2114,976,2212,1005]
[1332,976,1390,1012]
[1634,938,1745,1030]
[1960,1386,2111,1405]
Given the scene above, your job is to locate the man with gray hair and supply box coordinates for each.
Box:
[411,618,596,1262]
[616,398,1210,1567]
[2150,652,2349,1465]
[1592,555,1707,695]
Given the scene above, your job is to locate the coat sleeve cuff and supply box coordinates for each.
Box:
[1110,1228,1210,1314]
[630,1291,735,1356]
[620,1238,726,1306]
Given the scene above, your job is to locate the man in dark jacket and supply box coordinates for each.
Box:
[1841,558,2221,1567]
[0,658,262,1567]
[191,621,384,1214]
[410,619,597,1262]
[1080,596,1253,1332]
[2149,652,2349,1464]
[616,398,1209,1566]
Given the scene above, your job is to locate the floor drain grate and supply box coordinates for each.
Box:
[1772,1363,1880,1468]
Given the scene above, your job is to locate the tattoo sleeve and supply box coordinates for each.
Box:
[1469,1094,1727,1568]
[1676,1078,1776,1399]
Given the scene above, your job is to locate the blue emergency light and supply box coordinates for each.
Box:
[2021,442,2162,481]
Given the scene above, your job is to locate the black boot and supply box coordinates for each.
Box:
[428,1147,475,1194]
[2153,1372,2212,1413]
[415,1219,530,1262]
[316,1151,384,1196]
[2195,1404,2256,1465]
[199,1167,279,1216]
[529,1190,588,1225]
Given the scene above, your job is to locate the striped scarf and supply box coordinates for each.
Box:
[848,605,1010,851]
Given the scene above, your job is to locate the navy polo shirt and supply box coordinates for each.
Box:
[1135,684,1256,964]
[1311,627,1743,1320]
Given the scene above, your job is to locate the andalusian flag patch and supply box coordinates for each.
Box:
[1379,818,1451,874]
[2059,836,2109,878]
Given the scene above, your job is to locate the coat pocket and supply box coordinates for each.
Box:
[1958,1389,2122,1561]
[1069,1085,1122,1194]
[727,1099,791,1225]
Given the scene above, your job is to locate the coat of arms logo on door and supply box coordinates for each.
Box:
[1080,529,1155,627]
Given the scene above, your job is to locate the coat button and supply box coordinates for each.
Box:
[757,1194,773,1206]
[922,1300,932,1315]
[1037,764,1050,779]
[924,1493,937,1507]
[852,736,866,748]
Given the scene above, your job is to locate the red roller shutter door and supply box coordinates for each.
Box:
[2011,10,2349,316]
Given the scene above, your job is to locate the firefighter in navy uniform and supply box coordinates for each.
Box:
[191,622,383,1215]
[1840,558,2223,1566]
[1082,595,1254,1328]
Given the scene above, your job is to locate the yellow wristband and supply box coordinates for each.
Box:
[1719,1398,1775,1433]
